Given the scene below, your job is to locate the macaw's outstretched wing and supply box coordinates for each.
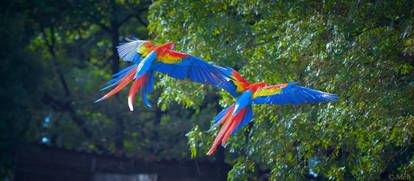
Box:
[117,36,156,64]
[152,49,233,89]
[251,82,338,105]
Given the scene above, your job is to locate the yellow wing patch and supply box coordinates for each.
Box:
[233,79,246,92]
[225,74,248,93]
[137,42,155,57]
[158,53,184,64]
[252,84,288,98]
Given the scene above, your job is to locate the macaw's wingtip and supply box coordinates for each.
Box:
[288,82,300,86]
[99,87,109,91]
[327,95,339,102]
[320,92,339,102]
[207,125,216,132]
[94,97,105,103]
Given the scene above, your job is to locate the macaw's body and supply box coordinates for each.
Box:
[96,37,232,111]
[207,68,338,155]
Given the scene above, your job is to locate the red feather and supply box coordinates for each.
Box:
[207,106,247,155]
[98,69,136,102]
[128,73,146,111]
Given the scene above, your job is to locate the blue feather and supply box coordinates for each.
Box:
[232,105,253,135]
[189,68,198,82]
[140,73,152,108]
[234,91,253,115]
[209,105,234,131]
[112,64,136,77]
[102,65,137,90]
[251,83,338,105]
[152,55,232,90]
[147,72,154,94]
[171,65,188,79]
[135,52,157,79]
[99,81,120,91]
[142,89,152,108]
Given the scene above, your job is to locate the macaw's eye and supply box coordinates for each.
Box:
[171,43,175,50]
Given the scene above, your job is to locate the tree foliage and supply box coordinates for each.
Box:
[149,0,414,180]
[1,0,215,179]
[1,0,413,180]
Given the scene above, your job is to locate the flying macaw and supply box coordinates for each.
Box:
[206,68,338,155]
[96,37,232,110]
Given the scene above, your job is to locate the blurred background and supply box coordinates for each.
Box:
[1,0,413,180]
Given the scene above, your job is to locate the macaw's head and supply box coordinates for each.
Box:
[248,82,268,92]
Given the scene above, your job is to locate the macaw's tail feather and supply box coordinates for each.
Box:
[128,72,153,110]
[95,66,137,103]
[99,65,138,91]
[96,65,154,109]
[128,71,154,111]
[128,74,144,111]
[207,104,253,156]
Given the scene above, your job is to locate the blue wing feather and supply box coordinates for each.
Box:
[141,88,152,108]
[153,55,232,89]
[112,64,136,77]
[208,104,234,131]
[100,65,137,91]
[252,83,338,105]
[232,105,253,135]
[147,72,154,94]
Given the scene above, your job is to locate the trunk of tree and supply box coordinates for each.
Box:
[111,25,120,74]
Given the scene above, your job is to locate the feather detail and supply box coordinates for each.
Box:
[207,105,251,155]
[117,39,146,62]
[128,75,144,111]
[251,82,338,105]
[140,72,152,108]
[153,55,232,89]
[127,72,153,110]
[210,105,236,130]
[95,69,135,103]
[221,108,246,145]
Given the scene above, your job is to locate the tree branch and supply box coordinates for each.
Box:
[238,36,280,51]
[40,25,72,97]
[251,27,278,37]
[98,22,111,33]
[136,15,148,26]
[119,14,134,26]
[39,25,109,152]
[42,93,106,152]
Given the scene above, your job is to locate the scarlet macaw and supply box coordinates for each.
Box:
[96,37,232,110]
[206,68,338,155]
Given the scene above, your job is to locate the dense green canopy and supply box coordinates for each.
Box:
[150,0,414,180]
[1,0,413,180]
